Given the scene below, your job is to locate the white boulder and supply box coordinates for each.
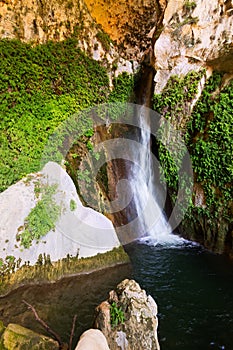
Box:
[0,162,120,265]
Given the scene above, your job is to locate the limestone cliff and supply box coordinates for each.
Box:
[0,0,96,45]
[85,0,161,60]
[0,0,133,74]
[1,0,232,79]
[151,0,233,255]
[153,0,233,92]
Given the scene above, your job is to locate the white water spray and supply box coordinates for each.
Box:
[131,106,185,246]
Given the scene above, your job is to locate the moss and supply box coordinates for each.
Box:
[69,199,77,211]
[0,247,129,295]
[0,323,59,350]
[183,1,197,10]
[0,321,5,338]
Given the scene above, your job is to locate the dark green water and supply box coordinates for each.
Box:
[0,263,131,348]
[125,241,233,350]
[1,243,233,349]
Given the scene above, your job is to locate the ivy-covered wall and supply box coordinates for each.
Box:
[0,38,109,192]
[153,71,233,256]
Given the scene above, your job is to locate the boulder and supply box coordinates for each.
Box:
[75,329,110,350]
[0,323,59,350]
[0,162,120,266]
[94,279,160,350]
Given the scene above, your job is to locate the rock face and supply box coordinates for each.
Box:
[0,0,134,75]
[85,0,160,60]
[94,279,160,350]
[1,0,232,257]
[154,0,233,92]
[0,0,164,62]
[0,161,120,265]
[0,323,59,350]
[0,0,96,45]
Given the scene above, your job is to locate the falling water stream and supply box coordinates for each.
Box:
[125,56,185,246]
[130,103,186,246]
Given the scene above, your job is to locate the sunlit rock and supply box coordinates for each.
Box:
[94,279,160,350]
[0,162,120,265]
[0,323,59,350]
[154,0,233,92]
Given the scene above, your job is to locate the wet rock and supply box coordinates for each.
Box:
[94,279,160,350]
[0,323,59,350]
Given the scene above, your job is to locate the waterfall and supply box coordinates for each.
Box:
[127,56,185,246]
[91,53,188,247]
[129,104,185,246]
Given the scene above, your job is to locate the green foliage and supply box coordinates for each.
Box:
[0,38,110,192]
[77,169,91,186]
[186,72,233,216]
[108,72,135,104]
[153,71,204,197]
[153,71,203,122]
[110,302,125,328]
[153,71,232,221]
[17,184,60,248]
[70,199,77,211]
[184,1,197,10]
[84,128,94,138]
[86,140,93,151]
[96,31,112,51]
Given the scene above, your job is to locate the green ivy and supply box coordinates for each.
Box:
[186,72,233,217]
[108,72,135,104]
[153,71,204,198]
[17,184,60,249]
[0,38,110,192]
[153,71,232,222]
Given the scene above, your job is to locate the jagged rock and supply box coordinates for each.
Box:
[0,323,59,350]
[0,0,134,77]
[75,329,110,350]
[154,0,233,92]
[0,0,96,45]
[0,162,120,265]
[85,0,158,60]
[94,279,160,350]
